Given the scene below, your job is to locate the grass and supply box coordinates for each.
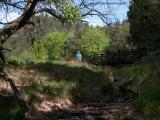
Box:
[20,62,113,102]
[5,53,160,119]
[112,56,160,118]
[3,56,160,119]
[1,61,113,119]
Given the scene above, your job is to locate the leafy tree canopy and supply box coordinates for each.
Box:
[79,28,111,54]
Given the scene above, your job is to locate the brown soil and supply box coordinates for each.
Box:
[30,100,135,120]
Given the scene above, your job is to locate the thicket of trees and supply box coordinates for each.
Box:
[105,20,130,49]
[3,15,130,61]
[32,25,112,60]
[4,15,76,56]
[4,15,130,61]
[128,0,160,50]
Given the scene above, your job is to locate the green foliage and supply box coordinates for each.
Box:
[113,57,160,117]
[6,50,35,65]
[4,15,88,60]
[33,32,68,60]
[128,0,160,50]
[11,62,113,103]
[79,28,111,54]
[46,0,82,23]
[32,41,47,60]
[62,4,82,23]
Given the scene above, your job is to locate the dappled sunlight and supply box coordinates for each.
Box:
[2,62,117,119]
[1,0,160,119]
[31,100,132,120]
[35,99,72,113]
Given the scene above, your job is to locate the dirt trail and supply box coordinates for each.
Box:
[30,67,136,120]
[32,99,135,120]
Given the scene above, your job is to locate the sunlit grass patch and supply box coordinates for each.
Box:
[5,61,113,104]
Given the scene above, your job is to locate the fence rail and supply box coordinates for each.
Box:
[83,49,146,65]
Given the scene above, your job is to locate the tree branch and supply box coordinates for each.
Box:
[0,0,39,44]
[34,8,64,20]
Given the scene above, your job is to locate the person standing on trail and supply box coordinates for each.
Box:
[75,51,82,62]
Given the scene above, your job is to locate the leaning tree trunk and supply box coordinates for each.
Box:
[0,0,39,118]
[0,0,38,44]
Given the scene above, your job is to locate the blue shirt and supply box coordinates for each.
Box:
[75,53,82,59]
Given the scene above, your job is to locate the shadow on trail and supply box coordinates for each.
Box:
[23,62,138,120]
[0,92,25,120]
[2,62,156,120]
[38,102,131,120]
[1,62,138,120]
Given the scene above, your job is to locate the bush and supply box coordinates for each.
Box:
[7,50,35,65]
[33,32,69,60]
[78,28,111,54]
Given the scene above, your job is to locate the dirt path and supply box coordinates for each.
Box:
[30,68,136,120]
[33,100,135,120]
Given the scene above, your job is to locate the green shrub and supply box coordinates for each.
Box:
[32,41,47,60]
[79,28,111,54]
[113,59,160,116]
[6,50,35,65]
[33,32,69,60]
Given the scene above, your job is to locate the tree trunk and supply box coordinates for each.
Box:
[0,0,39,44]
[0,70,29,111]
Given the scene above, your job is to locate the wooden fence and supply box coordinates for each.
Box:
[83,49,146,65]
